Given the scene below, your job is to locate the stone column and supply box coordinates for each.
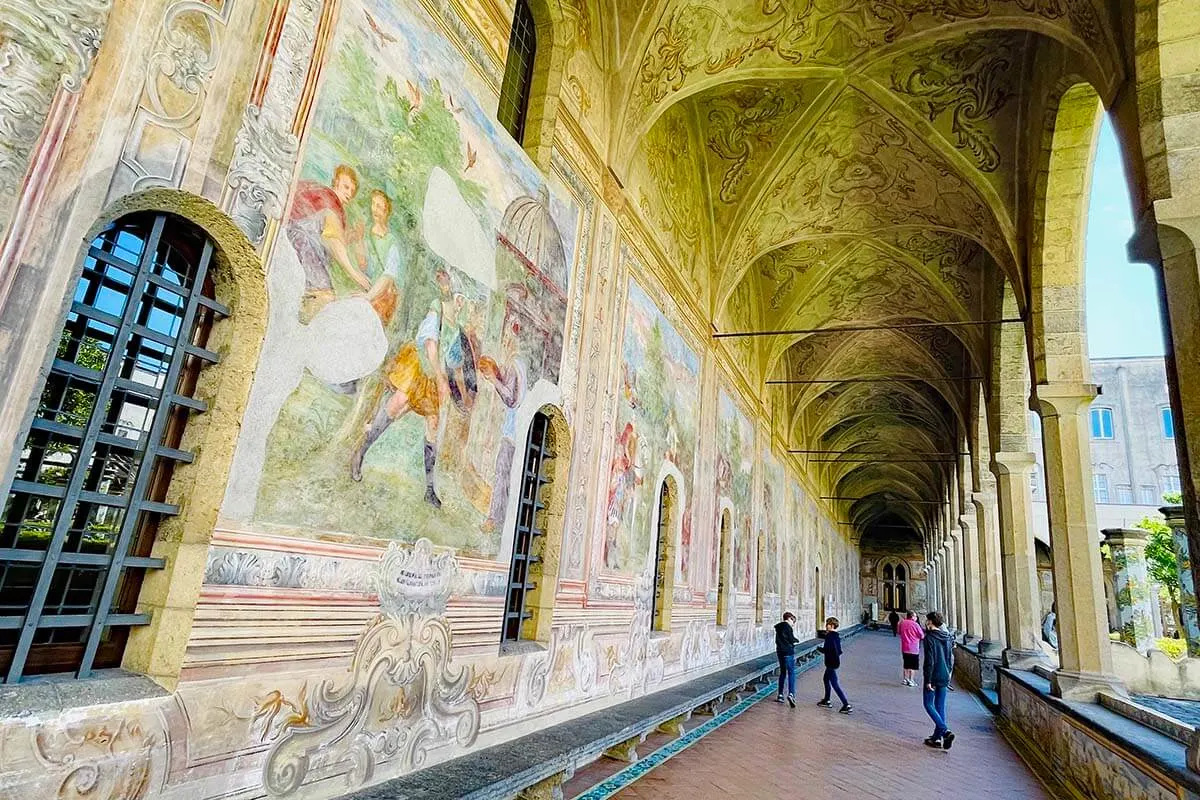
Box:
[951,531,967,636]
[1163,506,1200,656]
[1102,528,1158,653]
[1033,383,1124,700]
[960,514,983,641]
[992,452,1048,668]
[973,491,1007,657]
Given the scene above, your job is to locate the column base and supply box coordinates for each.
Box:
[1050,669,1128,702]
[1002,647,1050,670]
[978,639,1004,659]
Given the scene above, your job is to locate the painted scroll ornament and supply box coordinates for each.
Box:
[261,539,480,796]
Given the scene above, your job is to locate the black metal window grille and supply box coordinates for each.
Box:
[502,412,551,643]
[0,212,226,682]
[651,481,671,628]
[498,0,537,144]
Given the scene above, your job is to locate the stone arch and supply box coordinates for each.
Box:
[517,0,570,171]
[77,189,266,689]
[1028,81,1104,387]
[510,404,572,646]
[988,277,1031,455]
[716,499,734,627]
[649,461,686,633]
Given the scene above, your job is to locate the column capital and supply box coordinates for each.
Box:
[991,451,1037,476]
[971,490,996,506]
[958,514,975,532]
[1161,504,1186,529]
[1030,383,1099,417]
[1102,527,1149,549]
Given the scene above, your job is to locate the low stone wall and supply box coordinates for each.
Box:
[954,644,998,691]
[1111,641,1200,699]
[998,669,1200,800]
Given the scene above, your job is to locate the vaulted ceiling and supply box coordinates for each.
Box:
[573,0,1125,542]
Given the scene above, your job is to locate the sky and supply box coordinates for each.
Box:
[1084,117,1166,358]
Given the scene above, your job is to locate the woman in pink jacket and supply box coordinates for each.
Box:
[898,610,924,686]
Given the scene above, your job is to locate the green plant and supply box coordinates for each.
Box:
[1156,637,1187,660]
[1136,513,1183,633]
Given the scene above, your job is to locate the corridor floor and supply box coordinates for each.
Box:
[614,631,1051,799]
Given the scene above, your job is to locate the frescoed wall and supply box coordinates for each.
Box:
[603,278,701,578]
[716,389,756,595]
[221,0,582,561]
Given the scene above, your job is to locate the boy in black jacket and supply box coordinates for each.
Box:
[817,617,853,713]
[774,612,800,707]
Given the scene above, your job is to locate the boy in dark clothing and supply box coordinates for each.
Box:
[775,611,800,707]
[922,610,956,750]
[816,617,853,713]
[888,610,901,636]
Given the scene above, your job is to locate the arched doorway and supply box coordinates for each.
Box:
[716,507,731,626]
[815,566,824,635]
[651,476,678,632]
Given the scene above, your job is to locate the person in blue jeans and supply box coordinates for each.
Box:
[774,611,800,707]
[816,617,853,713]
[922,610,956,749]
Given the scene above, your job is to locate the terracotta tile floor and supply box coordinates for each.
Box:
[614,631,1052,799]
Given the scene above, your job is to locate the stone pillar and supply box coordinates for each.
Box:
[992,452,1048,668]
[1102,528,1158,653]
[973,491,1006,657]
[1163,506,1200,656]
[1033,383,1124,700]
[951,532,967,636]
[960,515,983,641]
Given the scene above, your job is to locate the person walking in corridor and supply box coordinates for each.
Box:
[817,617,853,713]
[922,611,956,750]
[888,609,901,636]
[898,610,924,686]
[775,611,800,707]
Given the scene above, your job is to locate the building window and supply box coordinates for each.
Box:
[651,478,676,632]
[1116,485,1133,505]
[501,411,551,644]
[1,212,223,682]
[1090,407,1114,439]
[1162,407,1175,440]
[1093,473,1110,504]
[1030,466,1040,496]
[497,0,537,144]
[716,509,731,626]
[1139,485,1158,506]
[881,561,908,611]
[1164,474,1182,496]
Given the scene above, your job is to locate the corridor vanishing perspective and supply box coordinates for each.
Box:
[0,1,1199,799]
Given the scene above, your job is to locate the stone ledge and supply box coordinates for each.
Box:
[999,667,1200,796]
[1099,692,1195,745]
[0,669,167,720]
[342,627,860,800]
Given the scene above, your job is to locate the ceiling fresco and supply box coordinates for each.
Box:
[561,0,1122,538]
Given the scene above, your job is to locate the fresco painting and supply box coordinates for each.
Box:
[763,450,785,596]
[603,279,700,577]
[716,390,755,593]
[225,0,580,558]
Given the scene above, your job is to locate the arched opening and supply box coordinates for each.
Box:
[0,209,240,682]
[651,475,679,633]
[716,506,731,626]
[880,560,909,612]
[755,531,766,624]
[498,0,537,144]
[815,566,824,636]
[501,406,569,648]
[497,0,566,168]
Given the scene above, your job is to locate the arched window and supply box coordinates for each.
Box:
[1,212,223,681]
[755,532,766,624]
[651,477,677,632]
[880,559,908,612]
[502,411,552,644]
[498,0,537,144]
[716,508,731,626]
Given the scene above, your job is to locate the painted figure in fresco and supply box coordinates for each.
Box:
[604,422,641,570]
[349,268,472,507]
[356,189,409,326]
[478,319,528,533]
[286,164,372,320]
[741,518,753,591]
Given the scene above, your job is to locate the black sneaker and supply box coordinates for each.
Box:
[839,705,853,714]
[817,699,833,708]
[787,694,796,708]
[942,731,955,750]
[924,736,944,749]
[776,695,785,704]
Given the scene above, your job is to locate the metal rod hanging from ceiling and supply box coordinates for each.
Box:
[712,317,1025,339]
[791,449,967,456]
[810,457,956,463]
[768,376,982,385]
[821,496,944,504]
[838,522,923,529]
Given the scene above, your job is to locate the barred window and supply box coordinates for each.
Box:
[0,212,224,681]
[502,412,551,643]
[497,0,537,143]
